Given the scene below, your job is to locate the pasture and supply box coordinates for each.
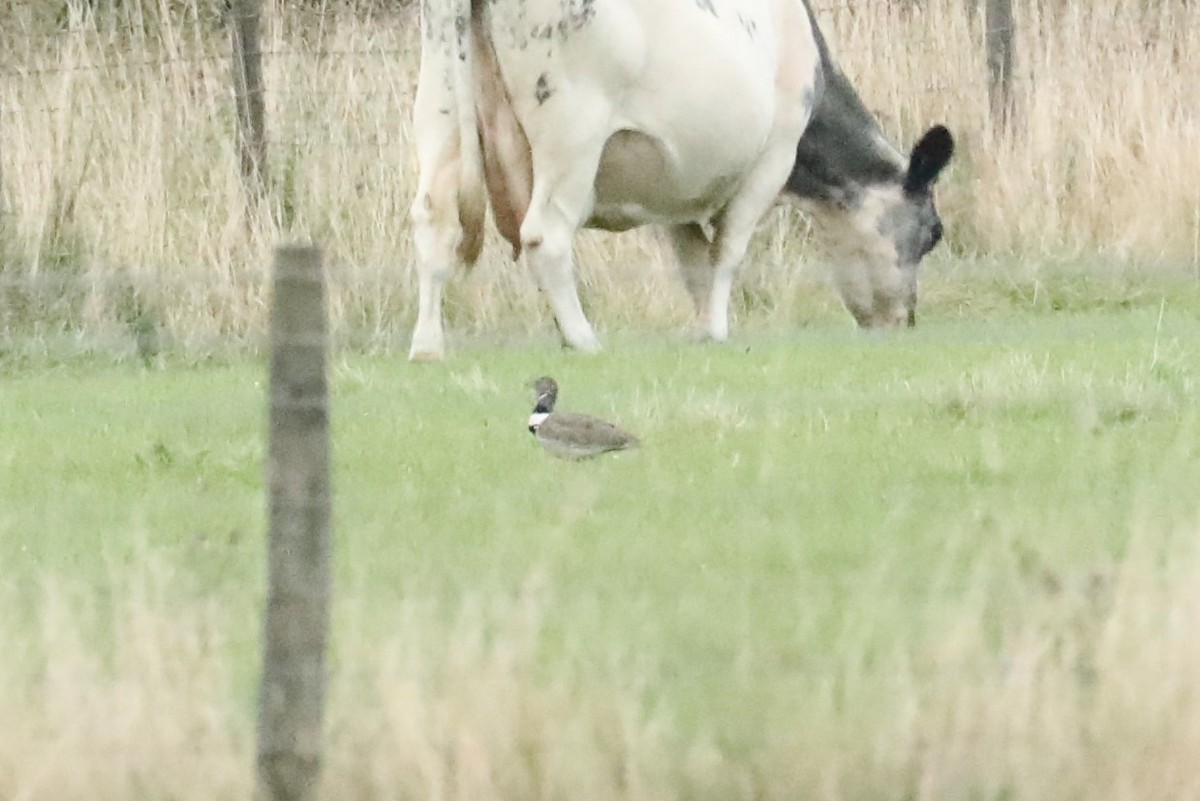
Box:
[3,298,1200,799]
[2,0,1199,797]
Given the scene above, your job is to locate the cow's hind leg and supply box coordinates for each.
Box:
[409,159,469,362]
[408,19,486,363]
[667,223,716,340]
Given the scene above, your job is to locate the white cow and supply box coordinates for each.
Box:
[408,0,953,361]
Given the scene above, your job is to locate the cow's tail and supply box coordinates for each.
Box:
[450,0,487,265]
[468,0,535,259]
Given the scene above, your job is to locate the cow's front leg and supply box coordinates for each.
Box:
[521,212,601,353]
[518,137,606,353]
[707,141,801,342]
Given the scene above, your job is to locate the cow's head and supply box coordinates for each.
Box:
[819,125,954,329]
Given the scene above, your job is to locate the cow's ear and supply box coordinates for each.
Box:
[903,125,954,194]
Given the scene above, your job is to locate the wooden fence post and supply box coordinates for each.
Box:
[0,99,6,221]
[986,0,1016,131]
[231,0,270,205]
[258,245,331,801]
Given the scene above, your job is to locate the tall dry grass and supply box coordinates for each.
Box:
[3,534,1199,800]
[0,0,1197,345]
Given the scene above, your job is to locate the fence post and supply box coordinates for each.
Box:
[985,0,1016,131]
[230,0,270,206]
[257,245,331,801]
[0,99,6,220]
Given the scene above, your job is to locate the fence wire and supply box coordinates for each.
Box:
[0,4,1191,139]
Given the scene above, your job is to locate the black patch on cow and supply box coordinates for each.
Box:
[737,12,757,38]
[784,0,901,206]
[695,0,718,17]
[421,0,435,39]
[569,0,597,29]
[535,73,553,105]
[528,0,597,43]
[454,14,468,61]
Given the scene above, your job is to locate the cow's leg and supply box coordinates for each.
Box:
[521,215,601,353]
[519,154,605,353]
[407,16,486,363]
[706,144,800,341]
[667,223,715,337]
[408,159,466,361]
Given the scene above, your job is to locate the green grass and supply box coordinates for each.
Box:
[2,307,1200,798]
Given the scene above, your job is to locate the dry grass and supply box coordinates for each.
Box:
[1,0,1197,344]
[827,0,1200,262]
[2,533,1199,800]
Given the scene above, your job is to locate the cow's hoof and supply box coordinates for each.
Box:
[686,328,729,345]
[562,335,603,354]
[408,346,445,363]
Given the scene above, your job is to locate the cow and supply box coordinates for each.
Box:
[407,0,953,361]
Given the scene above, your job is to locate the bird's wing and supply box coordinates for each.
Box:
[539,412,639,450]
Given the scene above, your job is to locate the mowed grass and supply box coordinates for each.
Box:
[2,307,1200,798]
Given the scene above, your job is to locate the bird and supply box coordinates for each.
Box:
[527,376,639,459]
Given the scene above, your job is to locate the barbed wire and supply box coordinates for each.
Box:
[6,0,1195,54]
[5,0,1198,75]
[4,24,1196,84]
[2,3,1197,217]
[0,47,427,78]
[0,67,1123,128]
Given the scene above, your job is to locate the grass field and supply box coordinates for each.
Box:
[2,0,1199,797]
[3,305,1199,799]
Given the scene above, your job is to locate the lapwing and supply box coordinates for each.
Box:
[527,376,639,459]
